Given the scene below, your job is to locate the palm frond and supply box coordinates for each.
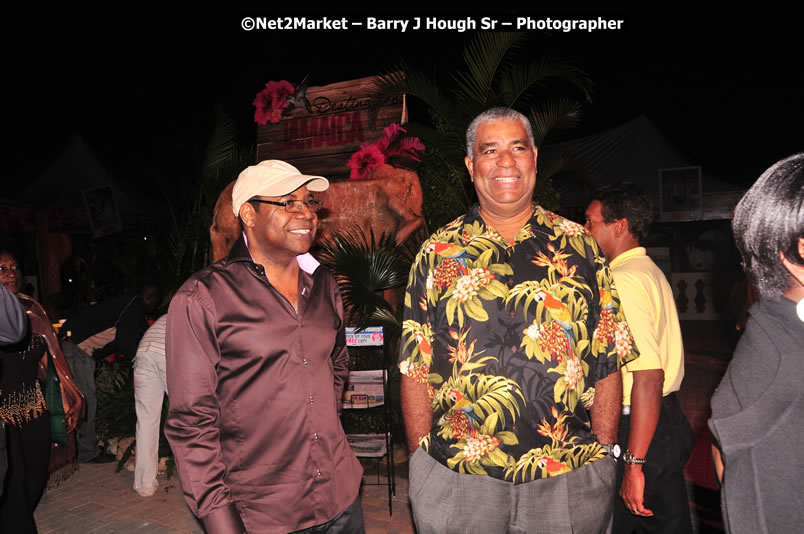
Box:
[498,57,593,109]
[369,65,460,130]
[317,227,414,335]
[527,98,584,147]
[451,32,526,112]
[200,106,239,184]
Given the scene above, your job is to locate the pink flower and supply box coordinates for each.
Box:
[347,144,386,179]
[253,88,273,125]
[376,123,406,152]
[378,123,425,161]
[253,80,295,124]
[394,136,425,161]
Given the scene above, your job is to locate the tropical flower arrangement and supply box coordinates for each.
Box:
[347,123,425,179]
[252,78,311,125]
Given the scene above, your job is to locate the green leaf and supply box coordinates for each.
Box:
[497,431,518,446]
[486,280,509,299]
[446,297,457,325]
[464,299,489,322]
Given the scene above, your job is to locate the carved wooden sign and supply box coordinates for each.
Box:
[256,75,404,179]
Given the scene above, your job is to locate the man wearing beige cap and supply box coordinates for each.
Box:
[166,160,364,533]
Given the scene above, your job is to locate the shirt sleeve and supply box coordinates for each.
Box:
[164,285,245,532]
[329,279,350,413]
[711,315,778,418]
[398,244,433,383]
[615,271,662,372]
[0,284,27,345]
[588,247,640,384]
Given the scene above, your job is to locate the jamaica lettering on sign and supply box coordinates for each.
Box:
[281,111,366,151]
[257,75,404,178]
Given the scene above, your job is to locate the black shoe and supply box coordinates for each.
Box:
[88,451,118,463]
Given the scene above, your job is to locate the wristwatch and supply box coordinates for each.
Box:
[601,443,621,460]
[623,449,647,465]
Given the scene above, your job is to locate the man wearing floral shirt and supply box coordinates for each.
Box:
[400,108,639,534]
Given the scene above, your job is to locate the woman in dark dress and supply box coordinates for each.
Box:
[0,250,84,533]
[709,153,804,533]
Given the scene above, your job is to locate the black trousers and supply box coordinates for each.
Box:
[614,393,695,534]
[289,497,365,534]
[0,414,51,534]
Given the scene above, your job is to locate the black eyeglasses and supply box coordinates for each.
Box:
[249,198,323,213]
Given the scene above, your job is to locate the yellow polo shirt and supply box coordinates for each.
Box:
[609,247,684,405]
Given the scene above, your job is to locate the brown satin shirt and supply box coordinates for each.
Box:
[165,236,362,533]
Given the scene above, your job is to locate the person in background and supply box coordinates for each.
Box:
[585,183,694,533]
[709,153,804,533]
[0,250,84,533]
[61,283,161,463]
[132,313,168,497]
[0,280,28,498]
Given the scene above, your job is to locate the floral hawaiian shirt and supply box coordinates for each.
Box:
[399,204,639,483]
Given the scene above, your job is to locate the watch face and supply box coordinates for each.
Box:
[612,444,621,458]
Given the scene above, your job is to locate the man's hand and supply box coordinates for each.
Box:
[620,465,653,516]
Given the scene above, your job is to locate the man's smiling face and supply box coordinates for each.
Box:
[464,119,538,219]
[250,184,318,258]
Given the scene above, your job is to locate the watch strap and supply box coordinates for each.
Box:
[623,449,647,465]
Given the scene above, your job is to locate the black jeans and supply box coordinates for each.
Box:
[290,497,365,534]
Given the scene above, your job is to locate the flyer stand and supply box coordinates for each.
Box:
[343,327,395,515]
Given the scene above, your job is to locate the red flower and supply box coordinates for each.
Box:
[253,80,294,124]
[347,144,386,179]
[376,123,406,152]
[393,136,425,161]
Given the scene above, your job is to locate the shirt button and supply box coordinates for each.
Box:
[309,395,315,404]
[316,469,321,477]
[303,359,308,367]
[313,433,319,441]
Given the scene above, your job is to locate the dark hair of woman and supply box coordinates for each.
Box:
[732,153,804,300]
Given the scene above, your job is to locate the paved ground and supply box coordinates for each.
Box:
[35,458,412,534]
[34,321,733,533]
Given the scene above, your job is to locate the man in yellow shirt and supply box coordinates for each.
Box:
[586,182,694,534]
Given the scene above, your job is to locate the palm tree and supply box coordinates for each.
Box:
[156,107,254,296]
[370,32,593,230]
[316,226,418,343]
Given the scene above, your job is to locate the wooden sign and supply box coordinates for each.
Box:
[256,75,404,179]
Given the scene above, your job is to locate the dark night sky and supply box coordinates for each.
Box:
[7,5,802,201]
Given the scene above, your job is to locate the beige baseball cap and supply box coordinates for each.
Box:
[232,160,329,217]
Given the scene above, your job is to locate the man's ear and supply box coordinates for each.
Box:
[464,156,474,182]
[614,218,629,238]
[239,203,256,229]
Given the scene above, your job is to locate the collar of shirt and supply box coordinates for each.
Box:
[233,232,320,275]
[609,246,647,270]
